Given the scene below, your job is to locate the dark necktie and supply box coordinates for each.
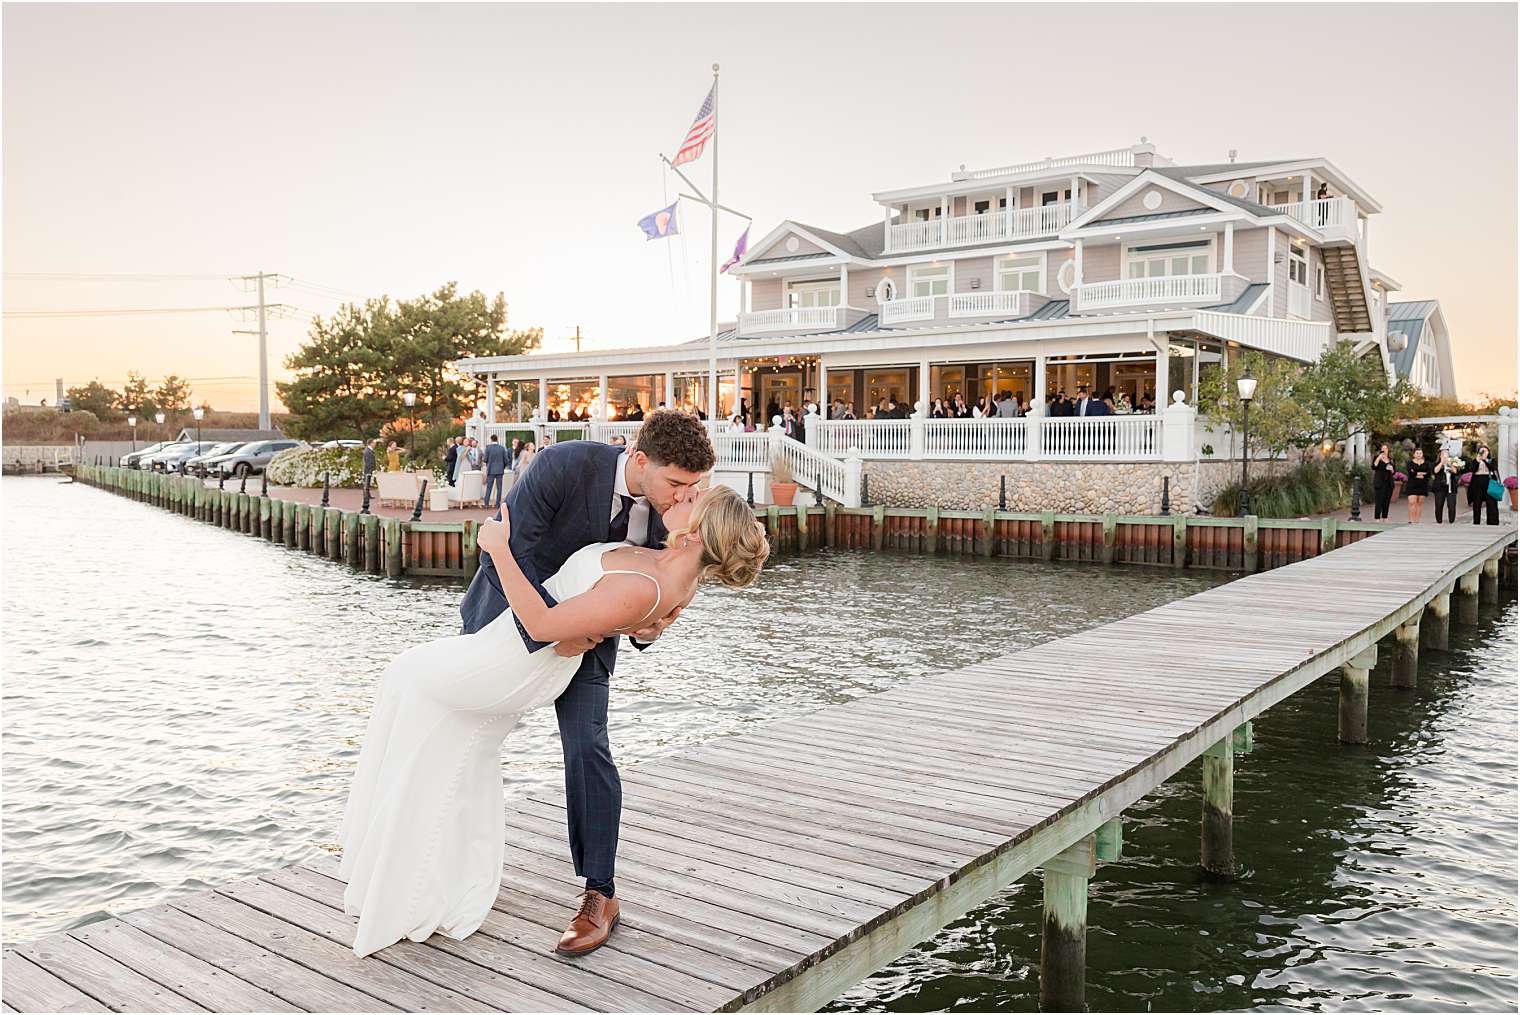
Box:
[609,494,634,542]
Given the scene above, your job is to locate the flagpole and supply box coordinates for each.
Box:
[706,63,720,425]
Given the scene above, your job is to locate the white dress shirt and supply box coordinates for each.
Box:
[612,450,652,546]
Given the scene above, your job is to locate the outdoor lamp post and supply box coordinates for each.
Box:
[403,391,417,459]
[127,415,137,452]
[193,406,203,445]
[1236,367,1258,517]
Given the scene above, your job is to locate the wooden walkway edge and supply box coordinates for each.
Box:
[4,524,1515,1013]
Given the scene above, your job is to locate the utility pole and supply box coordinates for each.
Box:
[574,325,582,353]
[232,271,279,430]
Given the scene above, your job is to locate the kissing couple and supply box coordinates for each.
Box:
[338,410,769,958]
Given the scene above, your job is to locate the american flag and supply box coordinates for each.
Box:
[671,84,716,167]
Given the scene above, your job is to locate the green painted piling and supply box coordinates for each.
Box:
[871,505,885,552]
[1100,513,1117,565]
[925,505,938,554]
[462,519,479,581]
[1423,590,1451,650]
[384,518,403,577]
[1391,618,1419,689]
[283,500,297,547]
[795,504,808,552]
[1456,569,1480,625]
[1039,836,1092,1013]
[1242,515,1259,572]
[981,507,995,558]
[362,514,380,573]
[1480,555,1500,604]
[1040,511,1056,561]
[1172,514,1188,568]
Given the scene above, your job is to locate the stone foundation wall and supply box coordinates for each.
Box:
[862,458,1293,515]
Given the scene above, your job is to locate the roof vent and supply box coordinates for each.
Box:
[1228,148,1238,164]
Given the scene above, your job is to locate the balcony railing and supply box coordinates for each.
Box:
[952,148,1137,181]
[886,201,1082,253]
[737,305,847,334]
[948,289,1036,319]
[880,295,936,325]
[1038,415,1160,460]
[1268,196,1356,234]
[1073,273,1226,312]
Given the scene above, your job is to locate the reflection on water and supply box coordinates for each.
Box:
[4,477,1516,1011]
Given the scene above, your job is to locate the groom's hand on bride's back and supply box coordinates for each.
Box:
[554,634,603,657]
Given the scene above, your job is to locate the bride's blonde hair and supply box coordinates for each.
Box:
[665,485,770,588]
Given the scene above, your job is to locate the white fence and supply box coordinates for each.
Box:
[1193,310,1330,363]
[1038,415,1161,460]
[3,445,76,471]
[924,418,1029,459]
[771,432,860,508]
[1075,273,1224,312]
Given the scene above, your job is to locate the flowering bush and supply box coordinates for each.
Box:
[266,446,373,488]
[1460,471,1474,486]
[1506,476,1518,490]
[1393,472,1408,483]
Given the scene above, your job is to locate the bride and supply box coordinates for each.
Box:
[338,483,769,958]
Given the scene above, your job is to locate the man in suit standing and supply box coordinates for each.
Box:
[458,411,713,956]
[482,434,509,508]
[443,437,459,486]
[1075,386,1109,417]
[361,439,376,478]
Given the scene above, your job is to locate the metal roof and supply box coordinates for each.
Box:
[1386,300,1439,378]
[746,251,832,265]
[1201,283,1270,314]
[1088,207,1214,227]
[1387,299,1439,322]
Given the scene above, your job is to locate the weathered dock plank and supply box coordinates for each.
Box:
[4,523,1513,1013]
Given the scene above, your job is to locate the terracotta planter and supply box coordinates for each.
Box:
[769,482,797,506]
[1508,488,1518,510]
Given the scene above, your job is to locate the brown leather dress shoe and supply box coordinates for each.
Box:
[556,890,620,956]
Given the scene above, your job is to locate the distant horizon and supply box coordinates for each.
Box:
[5,3,1515,408]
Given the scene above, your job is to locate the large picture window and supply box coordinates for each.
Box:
[996,254,1042,292]
[1125,240,1212,279]
[909,263,951,298]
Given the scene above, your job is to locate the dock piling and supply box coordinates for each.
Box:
[1201,736,1234,878]
[1391,618,1420,689]
[1423,590,1451,650]
[1339,644,1376,744]
[1039,836,1093,1013]
[1455,569,1480,625]
[1480,555,1500,604]
[384,518,403,577]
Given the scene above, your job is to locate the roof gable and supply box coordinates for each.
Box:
[1066,169,1248,233]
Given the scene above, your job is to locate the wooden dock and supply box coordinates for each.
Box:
[4,523,1514,1013]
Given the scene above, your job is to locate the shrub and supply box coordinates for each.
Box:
[266,445,372,488]
[1211,459,1358,518]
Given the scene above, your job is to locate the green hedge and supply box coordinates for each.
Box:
[1211,460,1370,518]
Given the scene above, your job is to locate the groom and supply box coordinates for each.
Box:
[459,409,715,955]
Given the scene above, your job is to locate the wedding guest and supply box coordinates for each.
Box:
[1468,444,1501,525]
[930,398,948,419]
[1371,443,1395,520]
[1432,448,1460,524]
[386,440,402,471]
[443,436,459,486]
[843,402,858,421]
[362,439,377,478]
[1404,448,1431,524]
[514,441,537,476]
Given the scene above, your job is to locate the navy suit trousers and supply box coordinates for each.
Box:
[556,651,619,884]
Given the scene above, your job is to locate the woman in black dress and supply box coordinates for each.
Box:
[1404,449,1431,523]
[1431,448,1460,524]
[1468,444,1501,525]
[1371,443,1396,520]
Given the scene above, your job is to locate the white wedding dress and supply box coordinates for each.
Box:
[338,540,657,958]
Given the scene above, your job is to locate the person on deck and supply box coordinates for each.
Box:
[1371,443,1395,520]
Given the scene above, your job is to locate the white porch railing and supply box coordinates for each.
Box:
[924,418,1029,459]
[1193,310,1330,363]
[1074,273,1225,312]
[771,430,861,507]
[953,147,1137,180]
[886,201,1082,253]
[1039,415,1161,460]
[1269,196,1356,234]
[814,419,914,459]
[879,296,936,324]
[947,290,1033,319]
[714,430,770,471]
[736,306,843,334]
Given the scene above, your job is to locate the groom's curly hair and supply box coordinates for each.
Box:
[635,410,715,473]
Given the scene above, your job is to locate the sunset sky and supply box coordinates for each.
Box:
[5,3,1515,409]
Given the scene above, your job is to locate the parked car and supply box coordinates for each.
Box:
[319,439,365,449]
[153,441,224,474]
[120,441,173,469]
[207,439,304,478]
[136,443,195,472]
[182,441,247,477]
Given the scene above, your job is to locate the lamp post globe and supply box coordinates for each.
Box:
[192,405,204,445]
[1236,367,1257,518]
[402,391,417,459]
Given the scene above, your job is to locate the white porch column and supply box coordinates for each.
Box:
[840,264,849,318]
[818,358,829,419]
[740,280,749,314]
[663,371,674,409]
[1223,221,1235,276]
[732,362,743,421]
[1266,227,1277,316]
[1006,184,1015,236]
[1301,173,1312,205]
[1070,175,1079,208]
[485,374,497,424]
[1074,239,1085,290]
[538,377,548,421]
[918,357,931,417]
[1033,352,1047,409]
[1154,340,1169,406]
[883,206,892,252]
[1162,393,1197,462]
[597,372,608,421]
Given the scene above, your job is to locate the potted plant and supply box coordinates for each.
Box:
[1506,475,1518,510]
[769,452,797,507]
[1393,471,1407,500]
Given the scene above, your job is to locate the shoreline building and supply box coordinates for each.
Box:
[458,141,1456,511]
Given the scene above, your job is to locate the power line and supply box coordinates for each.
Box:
[3,303,304,318]
[3,272,236,282]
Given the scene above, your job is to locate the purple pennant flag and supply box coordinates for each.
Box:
[637,202,679,240]
[720,226,749,273]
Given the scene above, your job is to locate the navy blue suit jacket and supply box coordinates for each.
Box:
[458,440,667,674]
[1076,398,1110,417]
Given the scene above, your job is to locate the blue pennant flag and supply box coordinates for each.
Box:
[638,202,679,240]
